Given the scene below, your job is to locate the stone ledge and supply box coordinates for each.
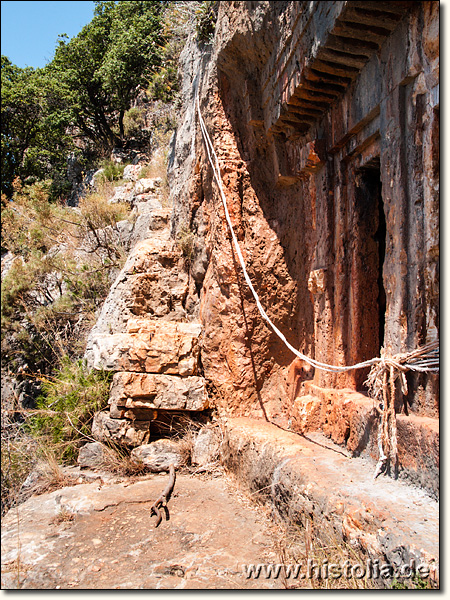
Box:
[290,383,439,499]
[221,417,439,583]
[92,411,152,447]
[109,372,209,412]
[85,321,202,375]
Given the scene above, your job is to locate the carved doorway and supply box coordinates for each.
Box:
[350,156,386,389]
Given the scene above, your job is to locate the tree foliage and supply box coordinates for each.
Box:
[51,1,167,148]
[1,56,73,198]
[1,2,170,198]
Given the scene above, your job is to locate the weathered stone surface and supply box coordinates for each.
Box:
[136,208,171,233]
[109,372,209,411]
[108,198,171,256]
[123,164,143,181]
[1,251,19,280]
[78,442,108,469]
[221,417,439,581]
[86,321,201,375]
[291,383,439,499]
[1,376,41,411]
[92,411,151,447]
[291,395,321,434]
[84,237,190,350]
[307,268,326,295]
[0,372,16,411]
[396,414,439,499]
[1,475,286,589]
[132,196,164,215]
[130,439,185,472]
[109,403,158,421]
[19,460,59,500]
[135,178,162,195]
[170,0,439,446]
[110,182,135,204]
[191,426,221,466]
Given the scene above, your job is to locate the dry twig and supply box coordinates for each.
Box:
[150,464,176,528]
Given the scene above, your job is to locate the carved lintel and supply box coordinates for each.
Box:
[273,136,327,186]
[302,139,327,174]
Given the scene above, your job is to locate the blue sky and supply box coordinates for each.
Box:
[1,1,96,69]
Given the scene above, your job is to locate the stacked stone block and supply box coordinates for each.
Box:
[85,182,208,447]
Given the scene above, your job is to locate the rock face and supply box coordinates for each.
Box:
[169,1,439,495]
[84,237,189,341]
[86,322,202,375]
[130,439,186,472]
[78,442,108,469]
[191,426,221,467]
[92,411,154,447]
[85,160,209,447]
[109,373,209,413]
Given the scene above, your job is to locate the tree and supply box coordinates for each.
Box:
[1,57,41,197]
[1,2,175,199]
[51,1,167,151]
[1,56,74,199]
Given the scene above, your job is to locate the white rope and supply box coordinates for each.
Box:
[195,97,439,376]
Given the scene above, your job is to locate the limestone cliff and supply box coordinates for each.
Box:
[0,5,440,590]
[168,1,439,493]
[86,0,438,497]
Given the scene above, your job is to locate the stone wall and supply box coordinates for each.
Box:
[169,1,439,483]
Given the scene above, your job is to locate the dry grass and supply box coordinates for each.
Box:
[177,224,196,262]
[173,433,194,467]
[271,519,378,589]
[50,507,75,525]
[20,451,79,499]
[93,442,148,477]
[223,470,379,590]
[1,412,37,516]
[78,192,130,229]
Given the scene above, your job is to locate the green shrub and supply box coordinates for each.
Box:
[147,66,179,104]
[27,359,112,463]
[123,107,145,137]
[96,160,126,183]
[196,1,218,43]
[391,574,435,590]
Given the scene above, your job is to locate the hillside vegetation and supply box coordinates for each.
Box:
[3,1,166,199]
[1,0,218,515]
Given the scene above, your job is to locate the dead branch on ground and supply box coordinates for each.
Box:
[150,463,176,528]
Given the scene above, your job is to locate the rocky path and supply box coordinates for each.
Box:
[1,172,286,591]
[2,421,440,590]
[1,471,286,590]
